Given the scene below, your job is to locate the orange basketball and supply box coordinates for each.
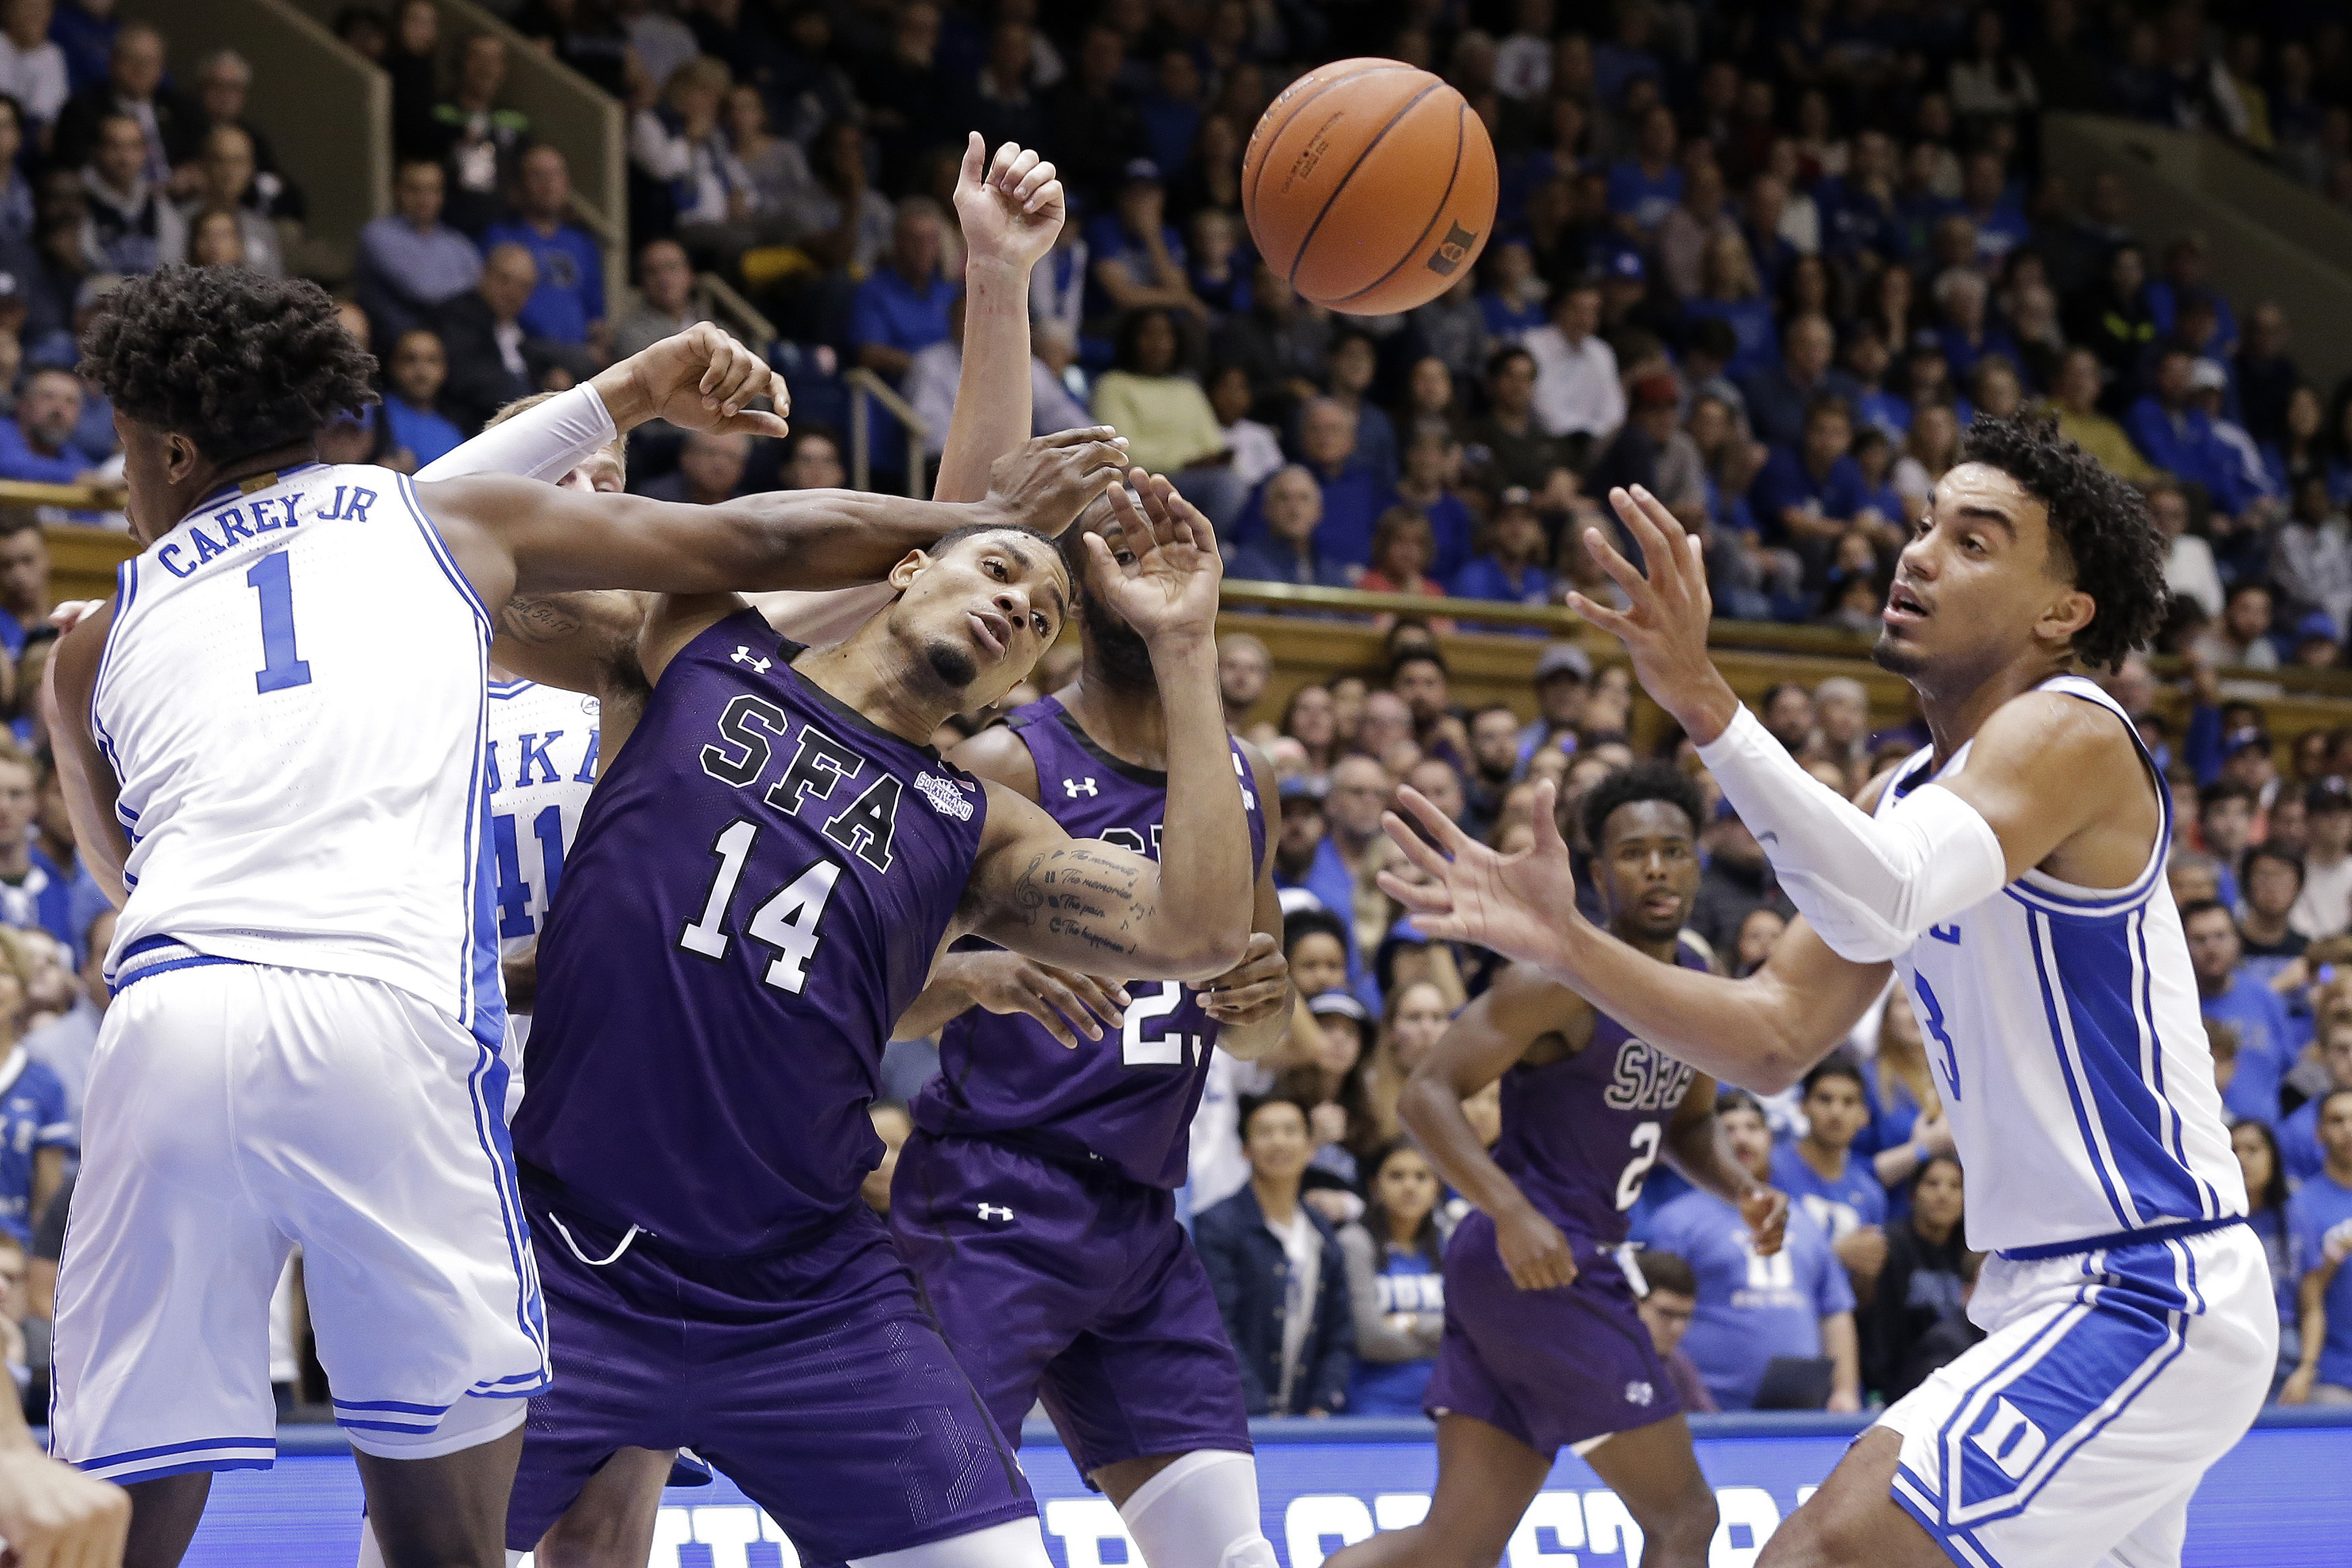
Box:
[1242,58,1498,316]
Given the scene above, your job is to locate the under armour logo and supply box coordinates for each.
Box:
[1624,1381,1655,1406]
[977,1202,1014,1223]
[1063,778,1098,798]
[730,646,772,673]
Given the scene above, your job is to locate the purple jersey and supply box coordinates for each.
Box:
[912,695,1266,1188]
[1492,941,1708,1248]
[514,609,988,1254]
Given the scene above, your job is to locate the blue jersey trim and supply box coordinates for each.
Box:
[77,1435,277,1470]
[397,472,493,631]
[2139,915,2221,1221]
[109,953,249,995]
[1889,1464,2007,1568]
[2026,910,2135,1230]
[465,1038,549,1370]
[1996,1212,2246,1263]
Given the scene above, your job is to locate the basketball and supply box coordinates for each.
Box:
[1241,58,1498,316]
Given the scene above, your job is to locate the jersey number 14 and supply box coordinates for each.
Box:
[676,818,842,993]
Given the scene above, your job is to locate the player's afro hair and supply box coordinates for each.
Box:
[1580,759,1706,850]
[78,266,377,463]
[1957,411,2167,673]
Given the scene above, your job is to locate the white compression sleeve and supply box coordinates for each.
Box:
[1695,704,2008,964]
[1118,1450,1277,1568]
[416,382,617,484]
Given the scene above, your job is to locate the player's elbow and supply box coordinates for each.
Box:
[1176,927,1253,983]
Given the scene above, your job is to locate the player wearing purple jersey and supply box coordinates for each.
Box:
[1327,764,1788,1568]
[880,497,1297,1568]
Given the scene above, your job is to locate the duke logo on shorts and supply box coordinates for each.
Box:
[53,464,547,1484]
[1869,677,2274,1568]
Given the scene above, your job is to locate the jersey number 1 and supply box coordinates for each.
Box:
[246,553,312,694]
[677,819,842,994]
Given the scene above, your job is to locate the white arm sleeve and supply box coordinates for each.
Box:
[416,383,617,485]
[1695,704,2009,963]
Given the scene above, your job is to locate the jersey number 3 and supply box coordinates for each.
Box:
[677,819,842,993]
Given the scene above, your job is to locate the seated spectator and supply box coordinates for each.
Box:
[1197,1097,1355,1415]
[1475,238,1548,344]
[2235,1117,2301,1395]
[1325,329,1398,489]
[0,4,65,135]
[2186,898,2291,1124]
[1390,430,1474,582]
[1683,230,1778,377]
[23,908,104,1138]
[2237,843,2308,984]
[2128,347,2231,497]
[720,84,817,236]
[1462,345,1568,498]
[2150,478,2222,621]
[1356,506,1448,609]
[1739,314,1859,451]
[428,32,529,236]
[1218,632,1271,730]
[1449,487,1555,610]
[2042,346,2151,483]
[1263,397,1390,570]
[2281,1087,2352,1404]
[0,366,100,486]
[2192,582,2281,678]
[187,49,300,218]
[642,431,751,505]
[2275,476,2352,636]
[1227,464,1351,589]
[1605,100,1682,238]
[380,329,465,471]
[1207,362,1283,490]
[1641,1089,1860,1411]
[79,110,180,273]
[1752,395,1866,587]
[1587,372,1708,528]
[1085,158,1200,325]
[0,743,65,951]
[1891,404,1961,520]
[1091,307,1223,477]
[2293,780,2352,940]
[2280,1019,2352,1182]
[1341,1140,1450,1417]
[780,428,846,491]
[481,144,605,353]
[786,120,895,278]
[609,238,704,362]
[1281,990,1373,1192]
[51,21,194,176]
[433,242,551,432]
[1861,1155,1976,1403]
[172,125,280,276]
[1522,276,1621,461]
[1186,208,1250,319]
[634,56,757,261]
[1657,156,1738,302]
[1772,1056,1890,1304]
[0,948,67,1249]
[356,159,483,345]
[1636,1250,1717,1414]
[1930,269,2017,384]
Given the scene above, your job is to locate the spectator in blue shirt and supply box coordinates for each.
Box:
[1751,395,1867,586]
[0,366,100,485]
[380,329,467,471]
[1817,128,1902,263]
[1772,1056,1891,1302]
[1684,229,1778,376]
[1229,464,1354,588]
[1477,239,1549,345]
[2279,1021,2352,1182]
[354,158,483,345]
[2185,899,2291,1124]
[2128,347,2227,490]
[2148,233,2240,362]
[1845,326,1911,441]
[480,143,605,352]
[0,743,70,954]
[1449,488,1555,609]
[0,957,69,1248]
[1604,101,1683,238]
[1084,158,1197,325]
[1958,150,2031,269]
[1739,313,1860,451]
[1930,267,2018,383]
[1641,1090,1862,1412]
[1341,1140,1449,1417]
[849,194,956,481]
[2281,1087,2352,1404]
[1233,397,1390,569]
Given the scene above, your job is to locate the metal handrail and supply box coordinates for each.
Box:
[843,368,931,500]
[693,273,778,355]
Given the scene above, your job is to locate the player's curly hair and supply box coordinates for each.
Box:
[77,266,376,462]
[1581,759,1706,849]
[1957,411,2167,673]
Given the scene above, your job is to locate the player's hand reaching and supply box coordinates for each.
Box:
[1740,1186,1790,1258]
[1568,484,1743,746]
[1493,1197,1578,1291]
[1199,932,1288,1029]
[984,428,1132,535]
[593,322,791,439]
[953,134,1065,273]
[0,1441,129,1568]
[1086,472,1222,648]
[957,952,1129,1049]
[1378,778,1584,974]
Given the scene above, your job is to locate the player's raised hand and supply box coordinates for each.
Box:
[1568,485,1742,745]
[955,952,1130,1048]
[1741,1186,1790,1258]
[1378,778,1584,972]
[595,322,791,438]
[1200,932,1288,1027]
[984,426,1131,535]
[1087,471,1222,646]
[0,1441,129,1568]
[952,133,1065,273]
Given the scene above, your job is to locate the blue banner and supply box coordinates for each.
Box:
[182,1414,2352,1567]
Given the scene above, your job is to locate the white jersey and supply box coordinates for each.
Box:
[485,677,597,1066]
[90,462,501,1044]
[1876,675,2246,1256]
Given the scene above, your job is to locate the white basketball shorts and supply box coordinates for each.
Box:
[51,959,549,1484]
[1875,1220,2274,1568]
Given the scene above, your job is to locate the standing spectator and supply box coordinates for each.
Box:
[848,195,955,477]
[0,951,66,1248]
[481,144,605,353]
[608,238,703,362]
[379,329,465,471]
[2292,780,2352,940]
[1227,465,1350,588]
[641,431,751,505]
[172,125,280,277]
[354,159,483,344]
[2281,1087,2352,1404]
[432,241,546,432]
[1521,277,1622,463]
[20,907,100,1138]
[1340,1140,1449,1417]
[1861,1155,1976,1403]
[2184,899,2291,1125]
[1196,1097,1355,1416]
[78,110,180,272]
[51,21,193,177]
[1772,1056,1891,1303]
[0,0,67,133]
[1634,1251,1717,1414]
[1642,1090,1861,1412]
[631,57,753,270]
[428,32,529,236]
[2279,1021,2352,1183]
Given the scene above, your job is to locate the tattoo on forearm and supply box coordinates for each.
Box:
[500,596,585,645]
[1011,847,1152,957]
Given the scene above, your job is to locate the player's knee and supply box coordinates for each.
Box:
[1218,1534,1277,1568]
[1753,1501,1867,1568]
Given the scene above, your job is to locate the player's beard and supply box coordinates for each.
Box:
[1081,587,1157,692]
[1871,627,1928,679]
[922,638,979,692]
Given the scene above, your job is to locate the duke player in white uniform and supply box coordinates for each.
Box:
[1380,415,2273,1568]
[41,266,1129,1568]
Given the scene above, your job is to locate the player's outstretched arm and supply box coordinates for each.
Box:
[1661,1076,1789,1256]
[1401,965,1596,1291]
[1379,780,1890,1093]
[0,1385,129,1568]
[959,477,1253,982]
[934,136,1063,504]
[425,426,1130,611]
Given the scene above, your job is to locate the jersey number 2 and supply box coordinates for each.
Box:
[246,553,312,694]
[1120,982,1197,1068]
[677,819,842,994]
[1615,1122,1662,1211]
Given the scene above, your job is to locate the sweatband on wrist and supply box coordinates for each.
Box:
[1695,704,2008,964]
[417,382,617,485]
